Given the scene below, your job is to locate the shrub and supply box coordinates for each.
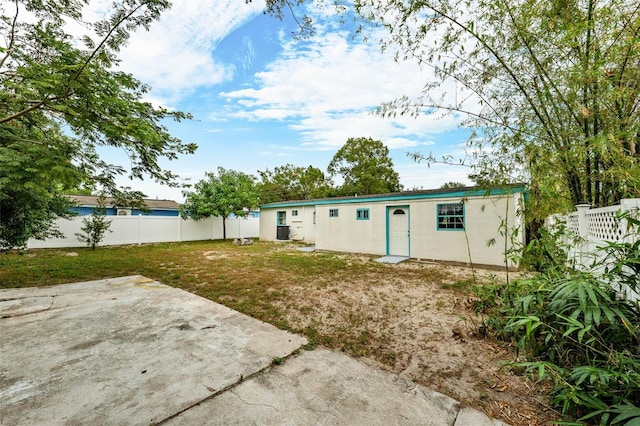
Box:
[75,195,112,250]
[477,216,640,424]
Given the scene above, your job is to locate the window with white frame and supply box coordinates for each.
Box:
[356,208,370,220]
[329,208,339,217]
[292,210,298,216]
[437,203,464,230]
[117,209,131,216]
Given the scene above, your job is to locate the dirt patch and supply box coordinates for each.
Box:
[203,251,230,260]
[275,256,557,425]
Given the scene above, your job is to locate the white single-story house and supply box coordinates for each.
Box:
[259,185,526,268]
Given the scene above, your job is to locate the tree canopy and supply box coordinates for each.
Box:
[327,137,402,196]
[258,164,334,203]
[180,167,259,240]
[0,0,196,249]
[364,0,639,217]
[440,182,466,190]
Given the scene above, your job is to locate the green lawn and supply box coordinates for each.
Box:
[0,240,393,330]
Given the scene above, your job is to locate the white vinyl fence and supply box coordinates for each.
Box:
[546,198,639,301]
[27,216,259,249]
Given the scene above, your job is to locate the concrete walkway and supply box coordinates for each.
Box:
[0,276,506,425]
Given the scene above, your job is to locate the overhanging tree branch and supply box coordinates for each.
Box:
[0,2,148,125]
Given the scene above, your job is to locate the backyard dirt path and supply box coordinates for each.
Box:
[264,252,558,425]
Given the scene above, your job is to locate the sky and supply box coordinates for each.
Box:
[95,0,475,202]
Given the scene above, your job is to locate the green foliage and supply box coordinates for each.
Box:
[366,0,639,219]
[440,182,466,189]
[75,194,112,250]
[180,167,259,240]
[520,221,572,273]
[258,163,334,203]
[327,137,402,196]
[1,0,195,248]
[477,235,640,423]
[0,186,74,251]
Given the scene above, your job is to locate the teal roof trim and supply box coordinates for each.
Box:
[260,185,526,209]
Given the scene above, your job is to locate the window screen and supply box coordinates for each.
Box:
[437,203,464,230]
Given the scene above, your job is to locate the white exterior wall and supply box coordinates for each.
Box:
[259,205,317,243]
[260,191,525,267]
[409,194,523,267]
[259,209,278,241]
[315,203,388,255]
[288,206,316,243]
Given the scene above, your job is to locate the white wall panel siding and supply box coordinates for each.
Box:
[27,216,259,249]
[259,188,525,268]
[259,209,278,241]
[409,194,523,267]
[139,217,180,243]
[316,203,387,255]
[259,206,317,243]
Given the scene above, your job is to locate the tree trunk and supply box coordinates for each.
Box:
[222,216,227,241]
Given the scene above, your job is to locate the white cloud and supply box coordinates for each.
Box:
[220,20,467,151]
[109,0,266,104]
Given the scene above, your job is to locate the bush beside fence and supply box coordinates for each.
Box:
[27,216,260,249]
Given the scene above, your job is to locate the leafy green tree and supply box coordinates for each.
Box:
[0,0,196,250]
[258,164,334,203]
[363,0,639,218]
[75,194,112,250]
[440,182,466,190]
[327,137,402,196]
[180,168,259,240]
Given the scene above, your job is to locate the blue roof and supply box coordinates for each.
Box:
[260,184,527,209]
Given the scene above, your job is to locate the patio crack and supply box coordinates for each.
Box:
[228,388,284,412]
[152,347,306,425]
[227,389,341,422]
[1,295,57,318]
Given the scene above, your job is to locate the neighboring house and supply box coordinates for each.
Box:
[259,185,526,268]
[68,195,180,217]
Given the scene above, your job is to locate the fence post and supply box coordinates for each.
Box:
[619,199,640,211]
[573,204,591,269]
[620,199,640,244]
[575,204,591,238]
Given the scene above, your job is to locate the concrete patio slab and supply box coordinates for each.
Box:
[0,276,306,425]
[166,348,460,425]
[1,276,508,426]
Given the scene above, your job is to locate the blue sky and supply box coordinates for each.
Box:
[96,0,474,202]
